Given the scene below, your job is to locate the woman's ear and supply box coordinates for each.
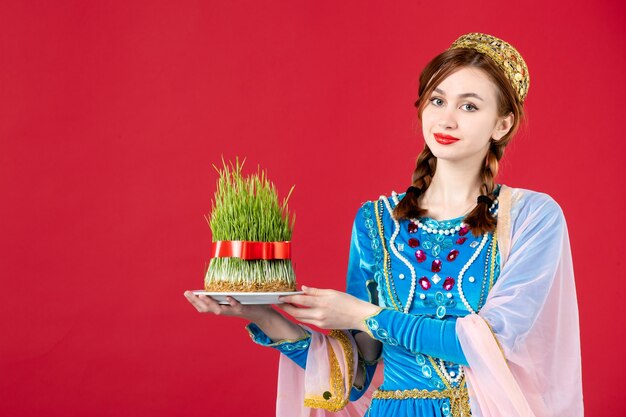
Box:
[492,112,514,141]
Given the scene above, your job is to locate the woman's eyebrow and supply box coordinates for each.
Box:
[434,88,484,102]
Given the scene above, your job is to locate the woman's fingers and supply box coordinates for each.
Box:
[279,294,317,307]
[278,303,319,321]
[184,291,204,311]
[184,292,221,313]
[301,285,323,295]
[225,296,244,314]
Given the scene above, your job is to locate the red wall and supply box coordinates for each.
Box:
[1,1,624,416]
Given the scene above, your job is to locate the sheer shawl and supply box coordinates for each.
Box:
[276,185,583,416]
[456,185,583,416]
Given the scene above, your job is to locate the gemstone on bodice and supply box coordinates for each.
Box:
[446,249,459,261]
[415,250,426,263]
[431,259,442,272]
[443,277,455,291]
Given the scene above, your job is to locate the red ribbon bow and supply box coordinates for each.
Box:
[210,240,291,260]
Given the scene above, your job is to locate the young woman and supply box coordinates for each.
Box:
[185,33,583,417]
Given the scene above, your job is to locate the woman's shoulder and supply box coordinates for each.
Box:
[502,184,565,221]
[352,191,403,224]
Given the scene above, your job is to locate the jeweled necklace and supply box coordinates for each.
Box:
[408,198,498,236]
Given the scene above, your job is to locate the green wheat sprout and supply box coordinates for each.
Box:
[204,157,296,289]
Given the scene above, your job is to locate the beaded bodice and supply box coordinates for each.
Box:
[353,185,502,393]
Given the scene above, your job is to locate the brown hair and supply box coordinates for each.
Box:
[393,48,525,236]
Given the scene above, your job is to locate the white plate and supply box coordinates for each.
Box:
[191,291,304,305]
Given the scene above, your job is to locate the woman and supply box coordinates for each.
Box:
[185,33,583,417]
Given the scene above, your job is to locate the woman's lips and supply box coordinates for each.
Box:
[434,133,460,145]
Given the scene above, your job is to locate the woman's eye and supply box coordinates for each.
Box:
[461,103,478,112]
[430,97,444,106]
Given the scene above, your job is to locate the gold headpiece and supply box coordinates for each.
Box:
[449,33,529,103]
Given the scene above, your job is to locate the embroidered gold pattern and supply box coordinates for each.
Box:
[373,201,402,311]
[372,382,472,417]
[449,33,530,103]
[303,330,355,412]
[361,308,384,339]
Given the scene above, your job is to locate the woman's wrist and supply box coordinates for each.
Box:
[249,307,281,327]
[252,308,307,342]
[353,301,382,332]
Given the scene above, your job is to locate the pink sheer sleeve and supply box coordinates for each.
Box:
[276,329,383,417]
[456,186,583,417]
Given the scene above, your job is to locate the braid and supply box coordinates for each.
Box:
[464,142,504,236]
[393,145,437,220]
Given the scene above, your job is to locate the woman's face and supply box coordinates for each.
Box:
[421,67,512,165]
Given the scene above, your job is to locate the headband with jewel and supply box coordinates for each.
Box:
[449,33,529,103]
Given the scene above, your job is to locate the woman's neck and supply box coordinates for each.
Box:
[419,159,484,220]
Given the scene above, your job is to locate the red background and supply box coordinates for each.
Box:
[1,1,624,416]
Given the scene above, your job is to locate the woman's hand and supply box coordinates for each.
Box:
[183,291,308,341]
[183,291,273,323]
[277,286,381,331]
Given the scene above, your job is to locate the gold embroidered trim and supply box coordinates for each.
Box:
[361,308,384,339]
[372,384,472,417]
[373,201,402,311]
[330,329,355,394]
[427,356,454,390]
[303,330,355,412]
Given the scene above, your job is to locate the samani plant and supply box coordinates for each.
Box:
[204,158,296,292]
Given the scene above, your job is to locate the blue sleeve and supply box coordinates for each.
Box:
[245,323,311,369]
[346,202,382,401]
[363,308,468,366]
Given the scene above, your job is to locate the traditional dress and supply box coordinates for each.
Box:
[247,184,583,417]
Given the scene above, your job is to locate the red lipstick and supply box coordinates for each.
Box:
[434,133,460,145]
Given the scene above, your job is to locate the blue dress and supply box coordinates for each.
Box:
[247,185,502,417]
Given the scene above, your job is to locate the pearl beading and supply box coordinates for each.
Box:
[396,190,498,236]
[457,232,489,314]
[381,194,416,314]
[413,220,466,236]
[437,359,464,385]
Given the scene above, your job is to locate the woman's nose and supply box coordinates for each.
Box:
[437,109,458,129]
